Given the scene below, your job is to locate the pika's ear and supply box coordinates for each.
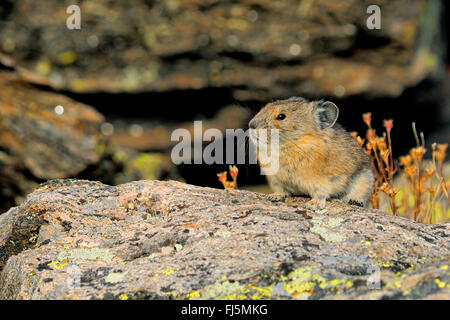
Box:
[314,101,339,130]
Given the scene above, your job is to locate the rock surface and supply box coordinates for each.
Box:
[0,179,448,300]
[0,72,104,180]
[0,71,104,212]
[0,70,180,213]
[0,0,444,100]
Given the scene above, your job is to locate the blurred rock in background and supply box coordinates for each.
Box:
[0,0,445,99]
[0,70,179,212]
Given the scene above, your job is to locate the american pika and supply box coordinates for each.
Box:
[248,97,374,210]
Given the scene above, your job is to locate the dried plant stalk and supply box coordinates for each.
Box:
[352,116,449,224]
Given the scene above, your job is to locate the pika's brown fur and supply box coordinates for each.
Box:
[248,97,374,210]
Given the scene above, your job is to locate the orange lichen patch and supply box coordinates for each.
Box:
[179,223,198,229]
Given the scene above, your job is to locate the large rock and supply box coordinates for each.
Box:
[0,179,448,300]
[0,68,186,213]
[0,0,444,100]
[0,71,105,212]
[0,71,104,179]
[0,71,105,213]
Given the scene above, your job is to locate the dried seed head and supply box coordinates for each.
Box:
[410,146,426,162]
[380,149,390,166]
[217,171,227,183]
[434,143,447,165]
[363,113,372,128]
[383,119,394,133]
[376,137,387,151]
[366,128,376,139]
[425,167,434,178]
[229,165,239,180]
[399,155,412,167]
[404,166,415,179]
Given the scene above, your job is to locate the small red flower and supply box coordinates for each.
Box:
[366,128,376,139]
[363,113,372,128]
[217,171,227,183]
[229,165,239,180]
[383,119,393,133]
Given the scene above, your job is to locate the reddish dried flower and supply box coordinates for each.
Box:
[383,119,394,133]
[380,149,390,166]
[366,128,376,139]
[217,167,239,189]
[434,143,447,166]
[404,166,415,179]
[410,146,426,163]
[376,137,387,150]
[425,168,434,178]
[399,155,412,168]
[229,165,239,180]
[363,113,372,128]
[217,171,227,183]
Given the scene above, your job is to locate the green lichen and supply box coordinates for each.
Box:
[434,278,447,289]
[112,149,129,163]
[402,233,414,242]
[129,153,163,180]
[375,223,385,231]
[188,266,354,300]
[160,268,175,276]
[95,144,106,155]
[282,266,352,298]
[28,234,38,244]
[214,230,232,238]
[105,271,128,284]
[327,217,344,227]
[119,293,128,300]
[310,218,345,243]
[188,276,273,300]
[48,260,67,270]
[200,280,246,300]
[385,272,406,290]
[187,291,201,300]
[282,267,315,299]
[57,248,115,264]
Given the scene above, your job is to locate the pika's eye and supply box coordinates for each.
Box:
[276,113,286,120]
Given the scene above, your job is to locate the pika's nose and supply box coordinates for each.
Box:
[249,119,257,129]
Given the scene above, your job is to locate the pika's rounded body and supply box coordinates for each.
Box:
[249,97,374,210]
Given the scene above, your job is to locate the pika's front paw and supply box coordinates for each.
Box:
[266,192,288,202]
[305,198,326,211]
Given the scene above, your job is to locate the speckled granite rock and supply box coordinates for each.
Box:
[0,0,444,99]
[0,179,448,300]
